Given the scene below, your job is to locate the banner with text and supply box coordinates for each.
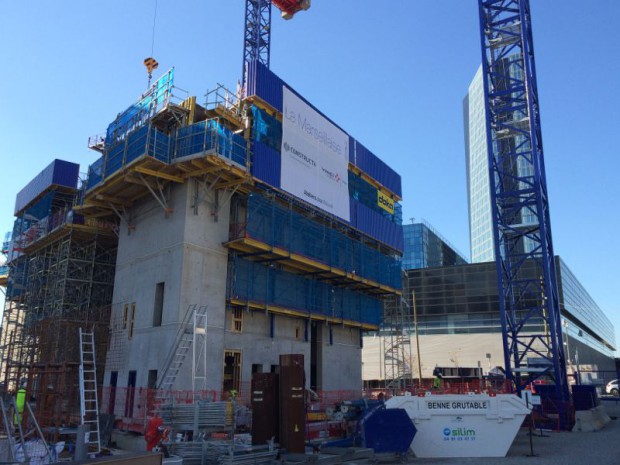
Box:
[281,86,350,221]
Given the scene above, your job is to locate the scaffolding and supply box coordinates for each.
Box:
[227,193,402,293]
[0,188,117,427]
[382,274,414,393]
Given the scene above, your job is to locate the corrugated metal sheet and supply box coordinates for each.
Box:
[251,141,281,188]
[354,200,404,253]
[247,60,284,112]
[353,140,402,198]
[14,159,79,215]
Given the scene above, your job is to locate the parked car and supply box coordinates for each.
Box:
[605,379,619,396]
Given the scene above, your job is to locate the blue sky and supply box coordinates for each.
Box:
[1,1,619,352]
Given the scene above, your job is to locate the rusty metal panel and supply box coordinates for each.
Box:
[251,372,279,445]
[279,354,305,453]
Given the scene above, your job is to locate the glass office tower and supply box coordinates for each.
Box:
[464,66,495,263]
[464,63,535,263]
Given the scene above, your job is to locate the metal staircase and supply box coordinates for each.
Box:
[157,305,208,402]
[79,327,101,454]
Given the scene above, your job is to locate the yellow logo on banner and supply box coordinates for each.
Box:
[377,191,394,214]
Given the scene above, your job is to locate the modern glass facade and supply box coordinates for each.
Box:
[464,66,495,263]
[402,221,468,270]
[464,62,536,263]
[407,257,615,358]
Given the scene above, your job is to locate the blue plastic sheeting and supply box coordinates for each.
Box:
[172,120,247,167]
[351,140,402,198]
[87,119,249,193]
[252,141,280,188]
[252,105,282,152]
[86,157,104,191]
[246,194,402,290]
[105,69,174,145]
[231,256,383,327]
[99,125,172,181]
[14,159,79,215]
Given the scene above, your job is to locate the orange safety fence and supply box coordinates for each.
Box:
[101,379,515,432]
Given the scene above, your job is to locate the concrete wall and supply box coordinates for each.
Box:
[363,333,505,381]
[362,332,617,384]
[319,325,362,391]
[105,183,192,390]
[104,179,366,401]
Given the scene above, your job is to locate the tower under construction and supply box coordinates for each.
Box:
[1,62,404,428]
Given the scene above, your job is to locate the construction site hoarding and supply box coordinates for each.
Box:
[14,159,79,215]
[247,60,402,202]
[281,86,350,221]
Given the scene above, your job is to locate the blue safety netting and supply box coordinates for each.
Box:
[84,119,247,194]
[231,257,382,327]
[173,120,247,166]
[245,194,401,290]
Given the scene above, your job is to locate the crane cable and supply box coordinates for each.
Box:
[151,0,158,58]
[144,0,159,87]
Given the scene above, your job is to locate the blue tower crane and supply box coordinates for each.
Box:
[477,0,571,429]
[241,0,310,87]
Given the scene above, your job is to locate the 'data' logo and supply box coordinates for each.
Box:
[443,428,451,436]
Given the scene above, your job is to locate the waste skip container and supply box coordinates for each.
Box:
[386,393,530,458]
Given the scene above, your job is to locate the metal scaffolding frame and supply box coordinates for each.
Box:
[382,274,414,393]
[0,211,116,425]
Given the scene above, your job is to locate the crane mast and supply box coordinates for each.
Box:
[242,0,310,88]
[242,0,272,87]
[478,0,571,429]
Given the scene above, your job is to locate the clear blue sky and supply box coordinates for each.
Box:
[1,1,619,352]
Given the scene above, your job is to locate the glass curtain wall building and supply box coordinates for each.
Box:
[402,221,468,270]
[464,63,535,263]
[463,66,494,263]
[407,257,615,369]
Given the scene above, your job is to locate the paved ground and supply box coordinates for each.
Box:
[406,412,620,464]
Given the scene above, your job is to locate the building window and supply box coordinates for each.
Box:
[153,282,164,327]
[129,303,136,339]
[232,308,243,333]
[148,369,158,389]
[223,350,242,397]
[123,304,129,329]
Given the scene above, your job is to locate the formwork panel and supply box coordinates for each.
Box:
[14,159,79,215]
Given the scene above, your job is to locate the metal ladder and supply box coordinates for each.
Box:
[79,328,101,454]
